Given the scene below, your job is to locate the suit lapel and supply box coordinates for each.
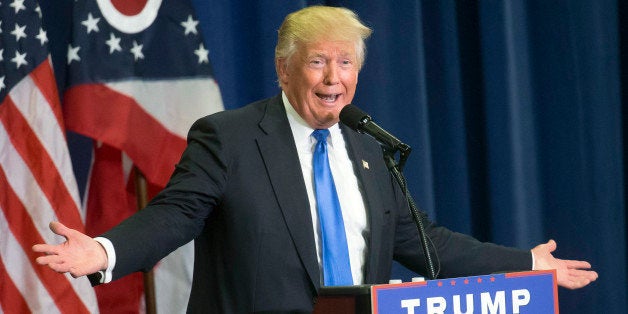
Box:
[255,96,321,289]
[253,97,391,287]
[341,124,388,283]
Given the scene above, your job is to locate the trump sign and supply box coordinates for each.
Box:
[372,271,558,314]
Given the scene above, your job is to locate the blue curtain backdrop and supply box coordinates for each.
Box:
[40,1,627,313]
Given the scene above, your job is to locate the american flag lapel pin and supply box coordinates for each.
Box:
[362,160,369,170]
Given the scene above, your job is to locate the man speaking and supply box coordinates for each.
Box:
[34,5,597,313]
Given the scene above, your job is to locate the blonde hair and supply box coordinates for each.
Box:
[275,6,372,70]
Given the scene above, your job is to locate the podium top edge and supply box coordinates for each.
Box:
[318,284,373,296]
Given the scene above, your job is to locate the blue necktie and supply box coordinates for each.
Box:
[312,129,353,286]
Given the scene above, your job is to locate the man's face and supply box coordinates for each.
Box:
[277,40,359,129]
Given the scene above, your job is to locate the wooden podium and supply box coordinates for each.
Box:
[314,270,558,314]
[314,285,372,314]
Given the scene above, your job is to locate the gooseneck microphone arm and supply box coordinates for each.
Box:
[383,152,438,280]
[340,104,438,280]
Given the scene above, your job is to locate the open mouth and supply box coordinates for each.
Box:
[316,93,340,103]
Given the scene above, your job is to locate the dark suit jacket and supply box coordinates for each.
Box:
[100,94,532,313]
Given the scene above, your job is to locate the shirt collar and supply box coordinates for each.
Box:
[282,91,342,149]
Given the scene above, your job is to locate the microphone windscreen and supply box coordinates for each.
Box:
[339,104,369,131]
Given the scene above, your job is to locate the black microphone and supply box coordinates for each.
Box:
[339,104,409,153]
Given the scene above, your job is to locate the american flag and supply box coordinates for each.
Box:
[0,0,98,313]
[62,0,223,313]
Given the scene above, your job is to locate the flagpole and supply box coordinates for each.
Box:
[134,168,157,314]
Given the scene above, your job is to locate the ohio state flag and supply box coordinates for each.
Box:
[63,0,223,312]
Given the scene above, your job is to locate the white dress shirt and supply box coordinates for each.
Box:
[283,92,369,285]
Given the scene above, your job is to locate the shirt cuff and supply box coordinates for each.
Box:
[531,250,536,270]
[94,237,116,283]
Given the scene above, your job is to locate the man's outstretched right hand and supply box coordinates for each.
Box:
[32,221,108,278]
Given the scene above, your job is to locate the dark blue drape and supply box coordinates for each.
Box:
[41,1,627,313]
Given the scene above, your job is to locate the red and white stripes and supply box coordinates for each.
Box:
[0,60,99,313]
